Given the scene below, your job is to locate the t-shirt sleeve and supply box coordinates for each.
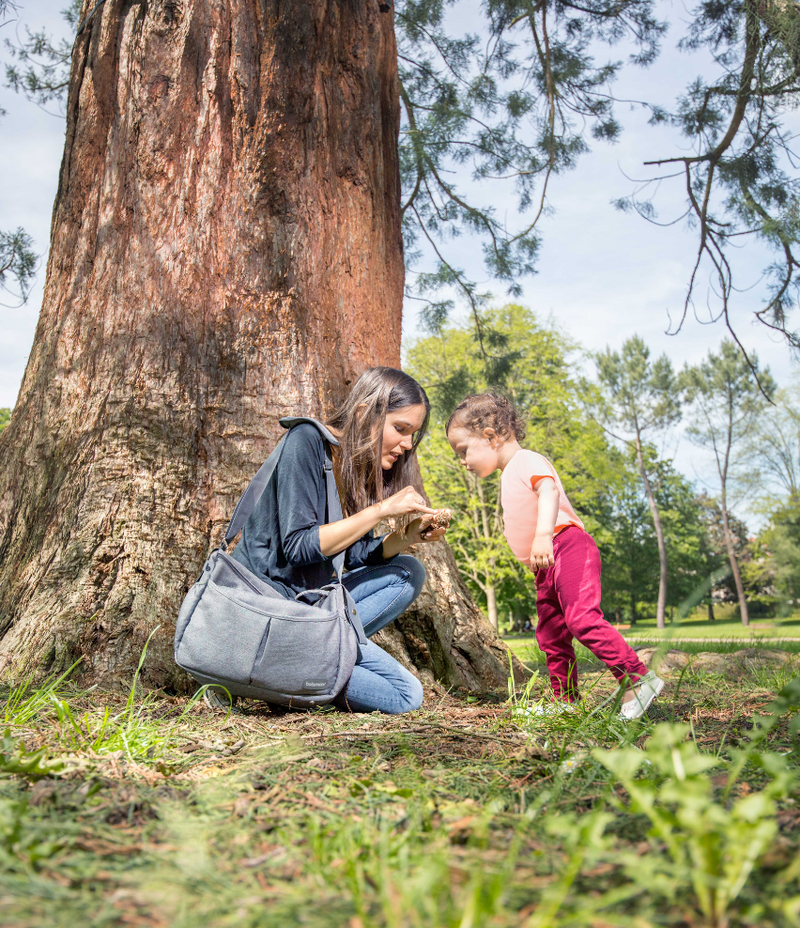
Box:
[517,451,557,489]
[275,425,326,567]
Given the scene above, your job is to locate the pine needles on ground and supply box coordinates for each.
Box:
[0,665,797,928]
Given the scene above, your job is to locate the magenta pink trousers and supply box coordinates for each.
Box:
[535,527,649,702]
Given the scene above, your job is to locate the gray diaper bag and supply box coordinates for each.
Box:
[173,417,367,707]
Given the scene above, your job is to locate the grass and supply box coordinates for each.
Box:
[624,603,800,639]
[0,661,797,927]
[621,615,800,640]
[505,638,800,671]
[504,610,800,660]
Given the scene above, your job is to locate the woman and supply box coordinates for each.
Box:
[231,367,445,714]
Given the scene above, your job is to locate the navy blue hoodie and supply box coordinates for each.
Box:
[231,423,387,596]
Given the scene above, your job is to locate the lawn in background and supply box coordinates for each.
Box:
[622,619,800,639]
[622,605,800,639]
[504,635,800,673]
[504,605,800,646]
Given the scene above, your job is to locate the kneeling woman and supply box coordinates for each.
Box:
[232,367,445,714]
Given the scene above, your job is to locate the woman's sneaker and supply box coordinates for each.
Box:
[202,687,239,713]
[618,671,665,720]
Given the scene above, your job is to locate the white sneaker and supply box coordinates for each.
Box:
[617,671,665,720]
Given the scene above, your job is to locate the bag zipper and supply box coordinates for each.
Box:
[218,552,274,597]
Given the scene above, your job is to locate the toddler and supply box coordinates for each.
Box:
[446,393,664,719]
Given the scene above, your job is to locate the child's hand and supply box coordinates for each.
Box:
[529,534,554,571]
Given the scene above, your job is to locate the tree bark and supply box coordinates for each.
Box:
[635,437,668,629]
[374,541,518,692]
[719,491,750,626]
[0,0,518,692]
[485,585,499,631]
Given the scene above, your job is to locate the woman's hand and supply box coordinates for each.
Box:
[320,485,432,559]
[380,506,447,557]
[405,514,448,546]
[379,486,437,520]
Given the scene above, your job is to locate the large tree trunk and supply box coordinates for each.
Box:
[635,438,668,630]
[0,0,517,692]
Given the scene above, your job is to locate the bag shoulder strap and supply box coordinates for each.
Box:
[223,417,340,547]
[322,443,345,581]
[223,417,367,646]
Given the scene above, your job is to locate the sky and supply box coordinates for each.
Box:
[400,1,798,376]
[1,0,798,516]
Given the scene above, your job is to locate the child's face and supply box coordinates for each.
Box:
[447,425,502,478]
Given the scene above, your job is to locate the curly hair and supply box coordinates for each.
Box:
[445,393,526,442]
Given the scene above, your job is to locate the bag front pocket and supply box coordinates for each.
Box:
[176,585,269,685]
[249,611,342,695]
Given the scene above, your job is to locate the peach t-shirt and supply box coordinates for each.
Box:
[500,449,585,567]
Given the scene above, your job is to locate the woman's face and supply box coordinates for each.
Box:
[380,404,427,470]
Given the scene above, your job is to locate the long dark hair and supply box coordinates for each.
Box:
[327,367,430,517]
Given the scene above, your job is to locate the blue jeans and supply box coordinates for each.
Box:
[335,555,425,714]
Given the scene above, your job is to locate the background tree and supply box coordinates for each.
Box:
[739,381,800,615]
[0,0,518,692]
[395,0,665,326]
[399,0,800,347]
[597,452,657,626]
[744,381,800,506]
[695,493,737,621]
[617,0,800,349]
[591,335,682,628]
[682,339,775,625]
[749,495,800,610]
[654,463,715,620]
[0,227,36,304]
[3,0,77,111]
[597,449,709,626]
[0,0,39,304]
[406,304,621,629]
